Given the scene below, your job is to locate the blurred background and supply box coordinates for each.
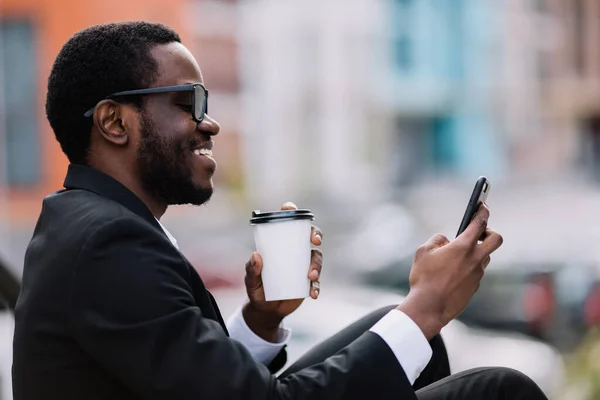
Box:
[2,0,600,398]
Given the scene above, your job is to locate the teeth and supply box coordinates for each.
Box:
[193,149,212,156]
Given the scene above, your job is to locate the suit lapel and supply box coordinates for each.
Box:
[207,291,228,335]
[63,164,228,332]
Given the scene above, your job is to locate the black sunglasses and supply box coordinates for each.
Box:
[83,83,209,123]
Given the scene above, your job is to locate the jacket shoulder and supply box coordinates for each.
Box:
[32,189,155,252]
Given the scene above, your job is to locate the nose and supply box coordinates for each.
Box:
[197,114,220,136]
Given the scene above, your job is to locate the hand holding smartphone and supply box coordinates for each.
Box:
[401,175,502,340]
[456,176,491,238]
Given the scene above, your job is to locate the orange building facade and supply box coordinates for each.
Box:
[0,0,191,224]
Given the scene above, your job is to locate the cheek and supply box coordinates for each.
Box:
[161,117,197,143]
[127,124,143,152]
[175,125,200,159]
[141,104,197,153]
[146,101,195,136]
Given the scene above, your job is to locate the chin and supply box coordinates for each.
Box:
[195,178,214,193]
[188,185,214,206]
[162,182,213,207]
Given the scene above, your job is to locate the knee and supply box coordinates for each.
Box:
[491,367,546,398]
[494,367,534,385]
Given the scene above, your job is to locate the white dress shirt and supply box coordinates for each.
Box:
[156,218,432,382]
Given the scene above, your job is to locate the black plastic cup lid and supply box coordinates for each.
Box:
[250,209,314,225]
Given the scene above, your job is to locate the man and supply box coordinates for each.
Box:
[12,22,547,399]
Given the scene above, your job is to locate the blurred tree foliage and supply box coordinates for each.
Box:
[564,328,600,399]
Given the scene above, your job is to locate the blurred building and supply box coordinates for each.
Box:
[4,0,600,266]
[0,0,190,268]
[377,0,590,188]
[498,0,581,181]
[234,0,538,205]
[376,0,507,188]
[233,0,570,206]
[236,0,391,207]
[542,0,600,183]
[0,0,190,215]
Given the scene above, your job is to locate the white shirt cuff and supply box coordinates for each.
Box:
[369,309,433,385]
[226,306,292,365]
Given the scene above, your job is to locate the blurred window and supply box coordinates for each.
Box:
[0,20,40,187]
[430,117,456,171]
[395,36,412,71]
[391,0,464,78]
[393,116,457,184]
[573,0,585,76]
[443,0,464,80]
[579,115,600,180]
[392,0,414,72]
[532,0,546,13]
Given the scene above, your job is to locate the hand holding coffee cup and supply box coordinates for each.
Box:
[248,202,321,303]
[243,202,322,341]
[242,202,322,342]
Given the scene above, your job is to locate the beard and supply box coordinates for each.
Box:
[136,111,213,206]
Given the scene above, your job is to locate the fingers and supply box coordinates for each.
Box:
[280,201,323,299]
[458,203,490,246]
[311,281,321,299]
[244,252,264,293]
[308,249,322,299]
[311,225,323,246]
[420,233,450,253]
[280,202,323,245]
[308,249,323,280]
[280,201,297,211]
[476,229,503,259]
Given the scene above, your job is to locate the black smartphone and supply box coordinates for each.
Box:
[456,176,491,238]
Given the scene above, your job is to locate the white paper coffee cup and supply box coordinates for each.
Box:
[250,209,315,301]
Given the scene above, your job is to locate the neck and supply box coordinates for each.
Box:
[129,183,168,220]
[88,160,168,219]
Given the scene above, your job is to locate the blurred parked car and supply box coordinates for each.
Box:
[360,254,600,352]
[213,284,565,398]
[0,256,20,400]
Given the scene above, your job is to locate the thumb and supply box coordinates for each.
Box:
[244,252,264,293]
[280,201,298,211]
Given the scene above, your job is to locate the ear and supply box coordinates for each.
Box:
[92,100,136,146]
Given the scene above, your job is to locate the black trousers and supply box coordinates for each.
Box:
[280,305,548,400]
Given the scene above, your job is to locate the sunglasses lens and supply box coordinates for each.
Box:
[194,86,207,121]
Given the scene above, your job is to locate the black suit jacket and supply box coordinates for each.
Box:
[12,164,414,400]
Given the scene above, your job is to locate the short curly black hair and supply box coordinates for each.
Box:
[46,21,181,164]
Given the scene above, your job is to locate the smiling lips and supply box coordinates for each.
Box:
[191,138,214,160]
[193,148,213,157]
